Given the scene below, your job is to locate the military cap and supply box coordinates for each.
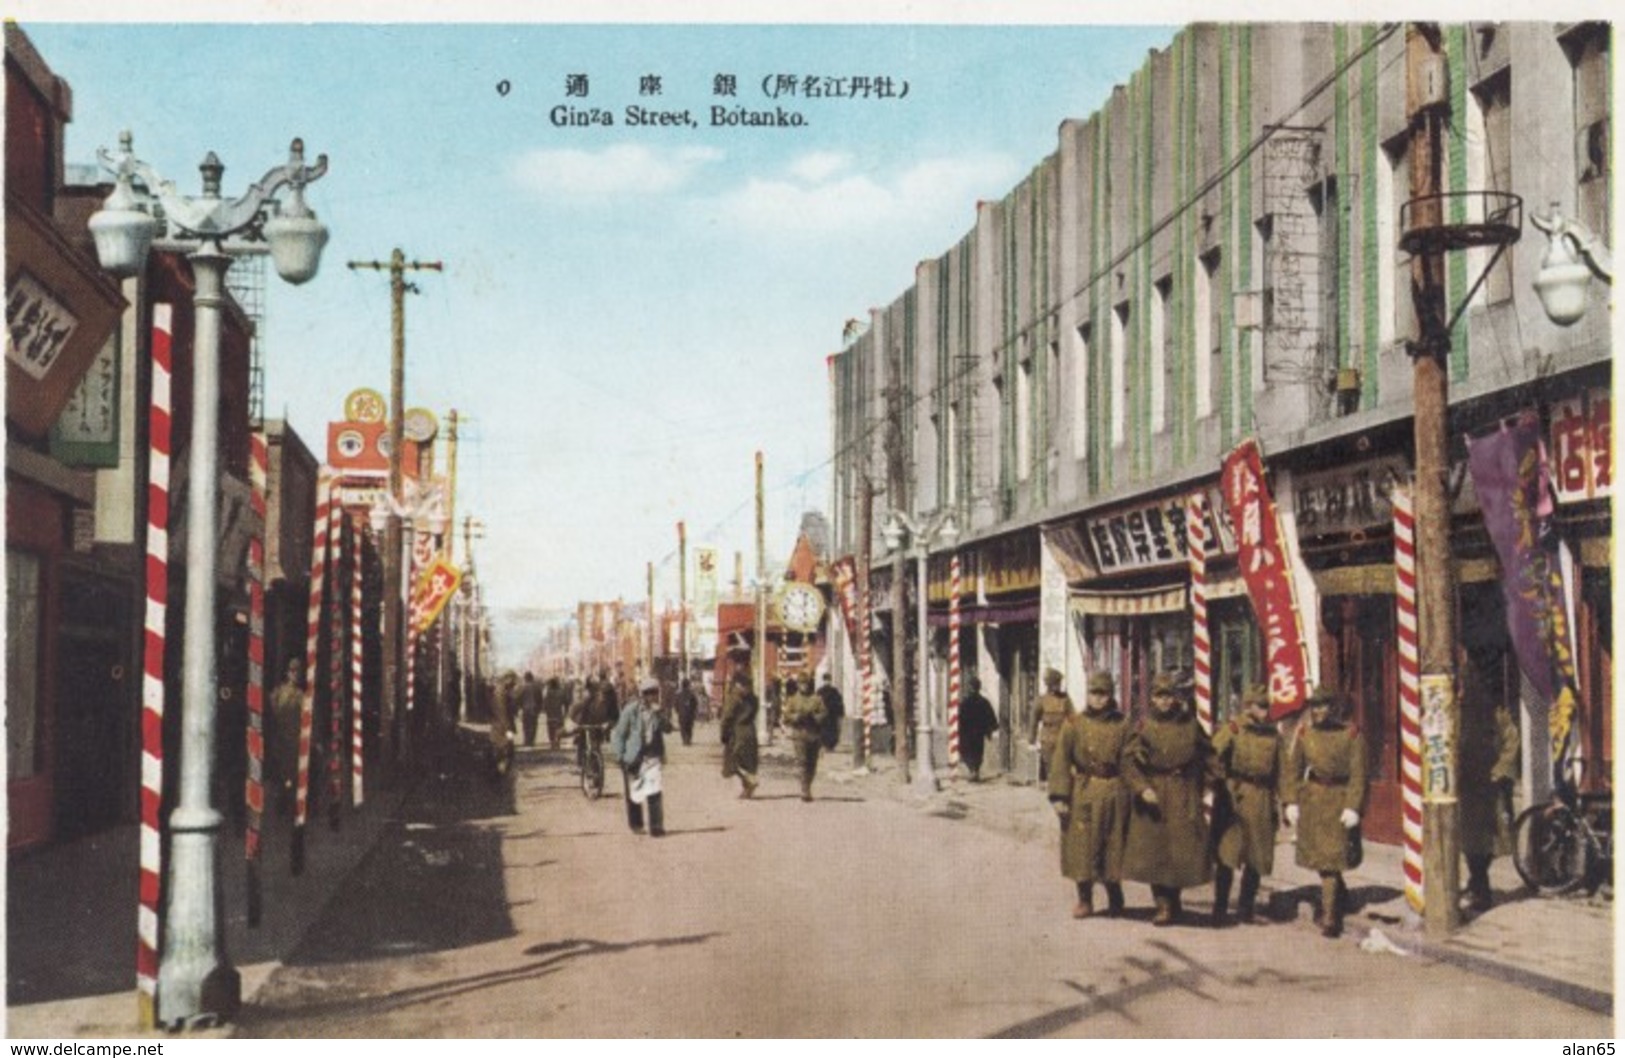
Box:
[1087,672,1115,694]
[1305,684,1340,709]
[1150,672,1180,695]
[1044,667,1063,687]
[1241,683,1270,709]
[639,676,659,694]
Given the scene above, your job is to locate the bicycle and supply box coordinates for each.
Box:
[1512,759,1613,897]
[576,722,609,800]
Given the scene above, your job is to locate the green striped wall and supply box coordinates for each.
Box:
[1361,25,1380,408]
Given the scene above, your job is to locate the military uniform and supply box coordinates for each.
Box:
[1211,684,1285,924]
[1048,672,1132,918]
[1030,669,1073,783]
[1122,673,1217,924]
[720,676,760,796]
[1282,686,1367,937]
[1459,686,1519,910]
[267,664,305,818]
[781,676,827,801]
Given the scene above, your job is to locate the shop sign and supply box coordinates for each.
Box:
[6,270,78,381]
[1292,456,1408,538]
[1084,488,1234,575]
[1221,439,1310,718]
[410,556,461,634]
[1550,389,1611,503]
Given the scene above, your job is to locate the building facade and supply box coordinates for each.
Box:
[828,22,1612,839]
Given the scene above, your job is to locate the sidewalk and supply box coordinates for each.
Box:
[809,745,1614,1017]
[6,775,412,1039]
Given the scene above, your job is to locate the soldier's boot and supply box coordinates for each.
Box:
[1465,855,1493,912]
[1104,883,1125,917]
[1320,874,1343,938]
[1073,882,1094,919]
[1211,867,1233,928]
[1237,868,1261,924]
[1151,887,1175,927]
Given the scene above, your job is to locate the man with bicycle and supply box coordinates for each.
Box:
[572,670,619,774]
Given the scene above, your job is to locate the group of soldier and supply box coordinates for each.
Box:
[1033,666,1368,937]
[720,666,845,802]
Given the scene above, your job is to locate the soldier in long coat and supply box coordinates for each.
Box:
[1029,668,1074,783]
[1211,683,1286,926]
[1047,671,1132,919]
[1282,684,1368,938]
[1122,670,1218,926]
[720,668,760,798]
[781,672,827,801]
[1459,647,1520,912]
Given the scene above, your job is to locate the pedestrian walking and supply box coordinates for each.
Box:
[957,675,999,782]
[816,671,845,752]
[611,677,671,836]
[543,676,568,749]
[1029,667,1073,783]
[267,656,305,819]
[1122,670,1217,926]
[517,671,543,747]
[720,667,760,798]
[489,671,518,782]
[1210,683,1285,926]
[674,677,700,746]
[1282,684,1367,939]
[781,672,827,801]
[1047,671,1131,919]
[1459,644,1520,913]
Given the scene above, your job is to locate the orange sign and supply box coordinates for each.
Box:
[410,556,461,634]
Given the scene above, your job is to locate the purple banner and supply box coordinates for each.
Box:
[1466,413,1578,709]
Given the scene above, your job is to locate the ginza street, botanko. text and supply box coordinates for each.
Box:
[548,104,808,128]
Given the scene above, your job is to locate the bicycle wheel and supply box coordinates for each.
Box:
[1513,803,1593,895]
[582,750,605,800]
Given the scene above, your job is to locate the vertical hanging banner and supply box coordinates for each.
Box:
[137,304,173,1026]
[1392,481,1426,912]
[1220,439,1310,719]
[1186,491,1213,734]
[245,429,268,927]
[1466,412,1583,779]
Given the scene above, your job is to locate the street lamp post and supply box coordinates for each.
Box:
[1531,204,1613,325]
[883,509,959,793]
[90,133,329,1027]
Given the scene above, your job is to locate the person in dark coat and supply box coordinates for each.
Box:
[1282,684,1368,938]
[816,672,846,751]
[517,672,543,747]
[543,676,568,749]
[721,668,760,798]
[957,675,999,782]
[1048,671,1131,918]
[673,677,700,746]
[1122,670,1218,926]
[1211,683,1286,926]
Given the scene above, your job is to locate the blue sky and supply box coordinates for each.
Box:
[17,14,1178,664]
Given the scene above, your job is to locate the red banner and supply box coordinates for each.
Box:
[1220,439,1310,719]
[410,556,462,634]
[829,555,863,647]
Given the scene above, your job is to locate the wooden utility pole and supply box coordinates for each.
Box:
[1405,23,1460,936]
[347,248,442,770]
[678,521,688,682]
[647,560,656,676]
[886,363,910,780]
[755,451,769,743]
[444,409,459,562]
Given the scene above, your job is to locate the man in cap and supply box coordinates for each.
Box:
[1211,683,1286,926]
[780,671,828,801]
[1048,671,1132,918]
[1029,667,1074,783]
[721,665,760,798]
[1282,684,1367,938]
[1122,669,1218,926]
[957,675,999,783]
[673,676,701,747]
[611,676,671,836]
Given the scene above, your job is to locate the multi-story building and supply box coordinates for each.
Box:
[828,22,1611,844]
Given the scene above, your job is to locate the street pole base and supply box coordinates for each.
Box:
[291,825,306,876]
[159,963,240,1029]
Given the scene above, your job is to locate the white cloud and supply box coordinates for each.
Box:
[718,151,1020,239]
[510,144,722,200]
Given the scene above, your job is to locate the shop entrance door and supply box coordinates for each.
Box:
[1318,595,1401,845]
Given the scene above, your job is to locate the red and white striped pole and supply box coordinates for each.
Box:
[326,494,344,828]
[1187,492,1213,735]
[350,518,365,806]
[244,430,268,927]
[138,304,174,1027]
[947,552,962,770]
[295,472,334,868]
[1394,480,1426,913]
[860,579,875,767]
